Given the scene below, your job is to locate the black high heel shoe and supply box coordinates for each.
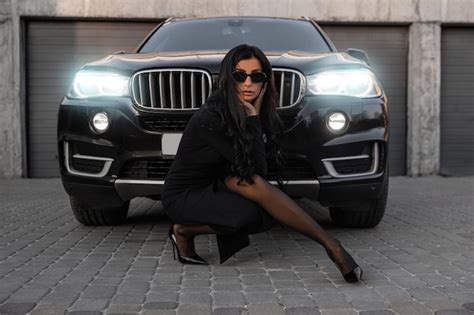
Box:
[325,239,363,283]
[168,226,208,265]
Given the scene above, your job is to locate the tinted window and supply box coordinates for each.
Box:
[139,18,331,53]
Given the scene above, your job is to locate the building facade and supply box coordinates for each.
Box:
[1,0,473,178]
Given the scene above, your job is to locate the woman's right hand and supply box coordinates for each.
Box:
[240,100,258,117]
[239,83,267,117]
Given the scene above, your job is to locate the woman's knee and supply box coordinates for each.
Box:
[224,174,268,200]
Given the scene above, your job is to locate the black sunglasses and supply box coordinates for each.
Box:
[232,70,267,83]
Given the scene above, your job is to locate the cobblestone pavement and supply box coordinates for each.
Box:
[0,176,473,315]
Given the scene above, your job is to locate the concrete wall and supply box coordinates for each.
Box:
[1,0,473,178]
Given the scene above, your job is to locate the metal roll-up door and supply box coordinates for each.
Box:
[26,20,158,177]
[441,28,474,176]
[321,25,408,176]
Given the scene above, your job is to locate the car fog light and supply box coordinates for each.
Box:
[327,112,347,132]
[91,112,109,133]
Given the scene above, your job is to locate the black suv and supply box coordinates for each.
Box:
[58,16,389,228]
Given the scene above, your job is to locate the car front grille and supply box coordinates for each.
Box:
[273,68,305,108]
[141,115,190,132]
[140,113,296,132]
[119,157,315,180]
[321,142,381,178]
[131,68,305,110]
[131,69,212,110]
[71,158,105,173]
[332,158,373,174]
[120,158,172,179]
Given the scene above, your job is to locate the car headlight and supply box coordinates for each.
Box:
[307,69,382,98]
[68,70,130,98]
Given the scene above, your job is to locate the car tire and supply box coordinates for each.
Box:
[329,173,389,228]
[70,196,129,226]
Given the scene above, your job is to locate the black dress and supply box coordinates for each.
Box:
[162,100,275,264]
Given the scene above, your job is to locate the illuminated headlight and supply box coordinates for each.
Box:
[91,112,110,133]
[68,70,130,98]
[327,112,347,132]
[307,69,382,98]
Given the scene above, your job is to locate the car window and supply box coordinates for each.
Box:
[139,18,332,53]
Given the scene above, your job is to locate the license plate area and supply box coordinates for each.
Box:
[161,133,183,157]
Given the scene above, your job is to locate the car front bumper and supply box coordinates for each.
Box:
[58,93,389,206]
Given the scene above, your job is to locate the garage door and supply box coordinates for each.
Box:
[26,20,158,177]
[321,25,408,176]
[441,28,474,176]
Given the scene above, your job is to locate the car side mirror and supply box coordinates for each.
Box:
[346,48,370,65]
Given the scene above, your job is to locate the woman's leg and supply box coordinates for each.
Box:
[224,175,360,277]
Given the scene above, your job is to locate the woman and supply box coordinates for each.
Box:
[162,44,363,283]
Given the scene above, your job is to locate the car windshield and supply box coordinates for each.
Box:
[139,18,332,53]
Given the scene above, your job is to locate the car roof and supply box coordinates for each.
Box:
[168,16,309,23]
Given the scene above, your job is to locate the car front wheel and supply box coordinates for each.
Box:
[70,196,129,226]
[329,174,389,228]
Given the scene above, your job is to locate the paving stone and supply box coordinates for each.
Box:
[29,308,67,315]
[143,301,178,310]
[150,285,181,293]
[268,271,298,281]
[212,307,247,315]
[179,292,211,304]
[240,275,271,286]
[238,268,266,275]
[213,277,241,284]
[82,285,117,299]
[106,303,141,313]
[389,300,433,315]
[244,292,278,304]
[247,303,284,315]
[176,303,212,315]
[424,299,464,311]
[146,292,179,303]
[284,306,321,314]
[111,294,146,304]
[180,287,211,294]
[276,288,308,296]
[67,311,103,315]
[212,283,242,291]
[435,310,474,315]
[350,299,391,311]
[272,281,304,289]
[278,295,316,308]
[0,302,37,313]
[359,311,395,315]
[389,275,428,288]
[212,292,246,307]
[462,303,474,311]
[319,309,357,315]
[182,279,211,287]
[8,287,51,301]
[183,271,211,280]
[242,285,274,293]
[212,267,240,276]
[70,298,109,311]
[117,281,150,294]
[313,293,351,309]
[406,287,447,301]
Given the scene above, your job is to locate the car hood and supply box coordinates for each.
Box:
[82,50,369,76]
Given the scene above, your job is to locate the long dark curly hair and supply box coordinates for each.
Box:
[200,44,285,186]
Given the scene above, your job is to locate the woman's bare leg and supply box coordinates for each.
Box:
[224,175,359,276]
[172,224,217,257]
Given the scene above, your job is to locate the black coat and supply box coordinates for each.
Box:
[162,97,275,264]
